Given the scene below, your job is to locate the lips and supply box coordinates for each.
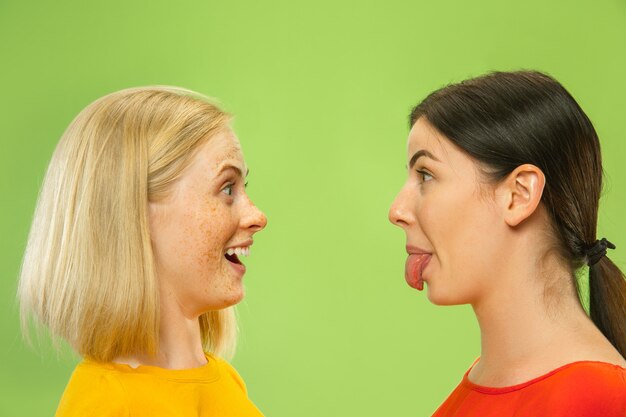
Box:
[404,246,432,291]
[225,252,246,275]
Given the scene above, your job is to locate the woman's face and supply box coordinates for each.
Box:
[149,129,267,317]
[388,117,504,306]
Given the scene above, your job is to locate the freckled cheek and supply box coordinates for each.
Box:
[195,232,222,268]
[183,211,222,268]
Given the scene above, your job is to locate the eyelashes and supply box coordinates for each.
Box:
[221,183,234,196]
[416,169,434,183]
[221,180,249,196]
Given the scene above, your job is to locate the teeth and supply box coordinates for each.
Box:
[226,246,250,257]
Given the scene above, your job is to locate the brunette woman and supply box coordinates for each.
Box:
[389,71,626,416]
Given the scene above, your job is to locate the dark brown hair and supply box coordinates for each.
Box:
[409,70,626,356]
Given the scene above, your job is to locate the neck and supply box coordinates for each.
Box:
[469,254,609,384]
[474,277,587,365]
[114,290,207,370]
[153,304,208,369]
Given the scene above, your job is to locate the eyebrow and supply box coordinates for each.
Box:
[407,149,441,169]
[217,164,249,178]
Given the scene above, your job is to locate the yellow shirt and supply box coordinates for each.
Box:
[55,353,264,417]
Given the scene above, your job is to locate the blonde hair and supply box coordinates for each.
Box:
[19,86,237,362]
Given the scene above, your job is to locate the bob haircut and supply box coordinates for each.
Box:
[19,86,237,362]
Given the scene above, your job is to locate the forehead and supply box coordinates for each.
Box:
[194,129,245,167]
[407,117,484,181]
[407,117,450,158]
[206,129,242,161]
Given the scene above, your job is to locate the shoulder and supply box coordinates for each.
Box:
[210,354,249,394]
[553,361,626,390]
[541,361,626,415]
[55,361,129,417]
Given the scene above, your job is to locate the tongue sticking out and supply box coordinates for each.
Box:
[405,254,431,291]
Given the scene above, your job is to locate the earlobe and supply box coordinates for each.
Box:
[502,164,545,227]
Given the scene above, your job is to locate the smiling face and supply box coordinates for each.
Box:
[388,117,506,306]
[149,129,267,317]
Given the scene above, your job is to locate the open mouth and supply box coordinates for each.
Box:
[225,252,242,265]
[224,246,250,265]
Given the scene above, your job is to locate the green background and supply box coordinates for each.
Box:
[2,1,626,415]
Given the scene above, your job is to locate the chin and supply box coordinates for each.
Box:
[221,288,246,309]
[201,289,245,312]
[425,285,466,306]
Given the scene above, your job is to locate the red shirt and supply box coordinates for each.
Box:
[432,361,626,417]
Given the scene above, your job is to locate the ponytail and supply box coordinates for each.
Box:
[407,70,626,358]
[589,257,626,357]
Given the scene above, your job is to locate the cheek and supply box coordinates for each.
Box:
[416,189,461,250]
[153,197,230,274]
[192,200,237,267]
[418,188,491,271]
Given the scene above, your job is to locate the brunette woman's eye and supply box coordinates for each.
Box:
[417,170,433,183]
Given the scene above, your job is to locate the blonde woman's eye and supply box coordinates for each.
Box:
[222,184,234,196]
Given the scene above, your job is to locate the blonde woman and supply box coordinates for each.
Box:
[19,87,267,416]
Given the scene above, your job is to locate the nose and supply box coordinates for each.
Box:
[242,196,267,233]
[388,187,413,229]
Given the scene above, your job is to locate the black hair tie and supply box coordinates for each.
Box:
[585,238,616,267]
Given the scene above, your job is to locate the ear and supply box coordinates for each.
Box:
[497,164,546,227]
